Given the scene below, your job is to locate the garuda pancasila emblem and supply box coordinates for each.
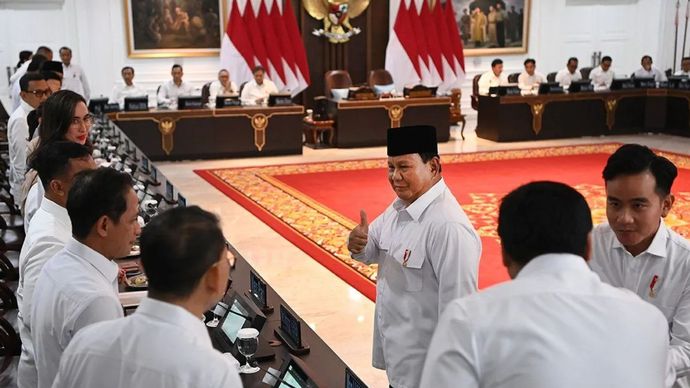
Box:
[303,0,370,44]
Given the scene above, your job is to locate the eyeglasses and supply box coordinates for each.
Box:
[26,89,52,98]
[70,115,94,127]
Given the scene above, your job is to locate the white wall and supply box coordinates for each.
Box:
[0,0,680,116]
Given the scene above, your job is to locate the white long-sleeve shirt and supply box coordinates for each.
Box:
[351,178,481,388]
[52,297,243,388]
[240,79,278,105]
[61,63,90,100]
[31,238,123,388]
[477,71,509,96]
[10,62,30,111]
[209,80,238,102]
[109,83,146,109]
[591,221,690,388]
[633,67,668,82]
[157,80,195,106]
[590,66,615,90]
[420,253,670,388]
[8,99,33,200]
[517,71,546,95]
[16,197,71,388]
[555,67,582,87]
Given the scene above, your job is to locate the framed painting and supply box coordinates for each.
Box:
[451,0,530,56]
[124,0,227,58]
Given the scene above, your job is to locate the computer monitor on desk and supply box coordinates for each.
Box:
[124,96,149,112]
[216,95,241,108]
[568,80,594,93]
[610,78,635,90]
[212,291,266,352]
[667,76,690,89]
[633,77,656,89]
[177,95,203,110]
[488,85,520,96]
[538,82,564,95]
[268,93,293,106]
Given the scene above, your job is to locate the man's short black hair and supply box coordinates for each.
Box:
[491,58,503,67]
[252,65,266,74]
[26,105,42,140]
[31,141,91,190]
[524,58,535,66]
[19,72,45,92]
[683,56,690,62]
[121,66,134,74]
[419,152,442,173]
[27,54,47,72]
[602,144,678,197]
[59,46,72,54]
[641,55,652,63]
[36,46,52,56]
[140,206,226,298]
[172,64,183,71]
[498,181,593,266]
[42,70,62,83]
[602,56,612,63]
[67,168,133,239]
[567,57,578,65]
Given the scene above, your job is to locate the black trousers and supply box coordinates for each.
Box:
[497,21,506,47]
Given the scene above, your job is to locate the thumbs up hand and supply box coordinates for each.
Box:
[348,210,369,254]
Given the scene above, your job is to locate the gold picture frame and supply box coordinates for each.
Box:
[124,0,228,58]
[452,0,530,57]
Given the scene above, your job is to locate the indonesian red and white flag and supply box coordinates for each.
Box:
[386,0,465,93]
[220,0,310,96]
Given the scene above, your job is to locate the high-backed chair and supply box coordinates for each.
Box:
[471,74,482,111]
[238,81,248,97]
[201,82,212,105]
[666,68,673,77]
[547,72,557,83]
[303,96,335,147]
[324,70,353,99]
[580,67,593,80]
[508,72,520,83]
[368,69,394,88]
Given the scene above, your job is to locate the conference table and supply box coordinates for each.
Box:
[107,105,305,161]
[477,88,690,142]
[328,96,451,147]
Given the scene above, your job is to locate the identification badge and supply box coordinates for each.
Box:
[402,249,411,267]
[649,275,659,298]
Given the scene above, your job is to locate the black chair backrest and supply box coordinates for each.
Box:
[666,68,673,77]
[239,81,248,96]
[508,72,520,83]
[580,67,593,80]
[547,72,557,83]
[201,82,211,105]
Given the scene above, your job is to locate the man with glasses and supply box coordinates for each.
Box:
[8,73,51,201]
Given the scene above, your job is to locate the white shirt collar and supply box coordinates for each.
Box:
[19,99,34,114]
[40,197,70,226]
[64,237,119,282]
[516,253,590,279]
[610,219,668,258]
[135,297,212,347]
[393,178,447,221]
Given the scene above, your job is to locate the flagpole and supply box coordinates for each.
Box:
[684,0,690,60]
[675,0,681,73]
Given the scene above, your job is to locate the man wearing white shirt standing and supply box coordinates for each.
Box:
[633,55,667,82]
[16,142,95,388]
[348,125,481,388]
[240,66,278,106]
[420,181,669,388]
[209,69,238,102]
[157,64,195,107]
[676,57,690,76]
[59,47,90,101]
[53,206,243,388]
[109,66,145,109]
[590,144,690,388]
[517,58,546,95]
[555,57,582,87]
[8,73,50,201]
[590,55,615,91]
[31,167,141,388]
[477,58,509,96]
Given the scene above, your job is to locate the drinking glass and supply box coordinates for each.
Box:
[237,328,260,374]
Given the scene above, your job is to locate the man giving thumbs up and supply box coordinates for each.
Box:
[347,125,481,388]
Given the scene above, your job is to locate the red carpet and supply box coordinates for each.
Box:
[195,144,690,301]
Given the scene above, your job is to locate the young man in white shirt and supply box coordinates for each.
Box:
[240,65,278,106]
[517,58,546,95]
[590,55,615,91]
[477,58,509,96]
[675,57,690,76]
[16,142,95,388]
[8,73,50,200]
[59,47,90,101]
[30,168,141,388]
[10,46,53,111]
[109,66,145,109]
[348,125,481,388]
[209,68,238,103]
[555,57,582,87]
[53,206,243,388]
[421,181,670,388]
[157,64,195,107]
[633,55,667,82]
[589,144,690,388]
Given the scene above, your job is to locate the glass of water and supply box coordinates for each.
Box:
[237,328,260,374]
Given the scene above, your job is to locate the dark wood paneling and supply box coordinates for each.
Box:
[295,0,389,107]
